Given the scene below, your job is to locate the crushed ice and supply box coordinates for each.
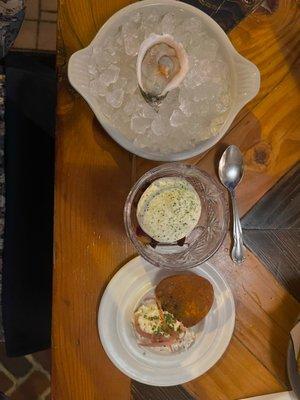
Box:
[88,9,231,154]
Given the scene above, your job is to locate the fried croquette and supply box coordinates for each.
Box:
[155,274,214,327]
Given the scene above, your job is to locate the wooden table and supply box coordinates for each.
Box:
[53,1,300,399]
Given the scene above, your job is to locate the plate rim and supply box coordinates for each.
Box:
[98,255,235,386]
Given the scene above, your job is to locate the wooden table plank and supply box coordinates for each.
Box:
[228,2,300,110]
[54,1,300,399]
[53,94,134,399]
[242,164,300,230]
[242,163,300,301]
[244,229,300,300]
[213,238,299,333]
[186,336,284,400]
[132,382,196,400]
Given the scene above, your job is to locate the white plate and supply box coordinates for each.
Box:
[98,256,235,386]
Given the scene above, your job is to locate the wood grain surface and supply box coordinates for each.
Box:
[132,382,196,400]
[184,235,299,398]
[53,1,300,399]
[242,163,300,301]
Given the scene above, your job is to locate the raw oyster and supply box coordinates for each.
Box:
[136,33,189,109]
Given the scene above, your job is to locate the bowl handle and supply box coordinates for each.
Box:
[68,50,91,95]
[234,53,261,110]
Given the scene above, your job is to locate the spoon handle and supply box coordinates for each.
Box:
[230,191,245,264]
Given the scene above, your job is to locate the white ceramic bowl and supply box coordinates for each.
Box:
[68,0,260,161]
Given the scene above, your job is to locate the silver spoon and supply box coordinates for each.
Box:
[219,145,246,264]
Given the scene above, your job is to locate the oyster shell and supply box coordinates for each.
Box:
[137,33,189,109]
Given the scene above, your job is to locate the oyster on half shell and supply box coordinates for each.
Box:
[136,33,189,109]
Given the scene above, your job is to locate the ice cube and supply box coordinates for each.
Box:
[197,99,210,116]
[99,65,120,86]
[174,30,192,49]
[92,45,100,55]
[158,88,180,117]
[189,44,202,59]
[168,132,186,152]
[120,66,138,94]
[123,96,140,115]
[98,98,114,119]
[214,93,231,114]
[116,28,123,46]
[210,115,226,135]
[123,20,137,35]
[122,20,141,56]
[180,17,202,33]
[170,109,186,127]
[139,102,156,119]
[112,108,131,131]
[90,78,108,97]
[93,45,120,68]
[188,115,209,133]
[183,69,198,89]
[201,128,212,140]
[151,115,168,136]
[88,64,98,78]
[191,124,211,141]
[131,12,141,24]
[101,41,121,66]
[179,99,193,117]
[103,36,114,50]
[189,36,219,62]
[183,64,199,89]
[193,81,222,102]
[142,11,161,37]
[106,88,124,108]
[211,60,230,83]
[184,60,212,89]
[142,11,160,26]
[92,48,106,68]
[179,88,194,117]
[124,33,140,56]
[131,115,151,134]
[182,32,192,48]
[161,12,176,34]
[133,135,148,149]
[200,38,218,61]
[126,78,138,95]
[114,77,127,90]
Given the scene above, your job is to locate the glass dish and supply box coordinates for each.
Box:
[124,163,229,270]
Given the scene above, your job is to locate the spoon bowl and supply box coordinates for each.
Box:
[219,145,244,191]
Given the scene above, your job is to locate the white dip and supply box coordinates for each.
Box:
[137,177,201,243]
